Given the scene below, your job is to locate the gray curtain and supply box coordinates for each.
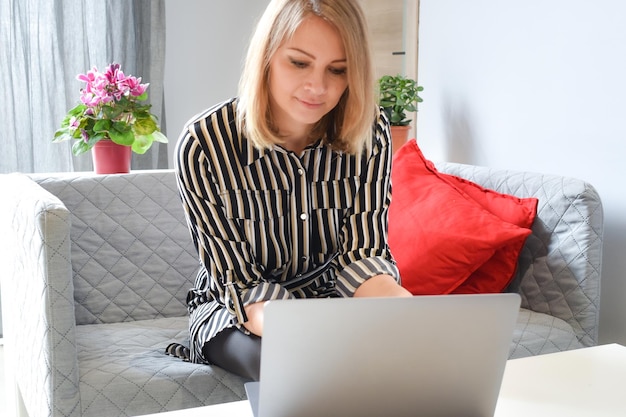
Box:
[0,0,167,174]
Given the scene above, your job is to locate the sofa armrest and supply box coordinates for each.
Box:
[0,173,81,417]
[435,162,604,347]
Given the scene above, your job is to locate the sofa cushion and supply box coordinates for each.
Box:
[389,140,536,295]
[34,172,198,324]
[509,309,584,359]
[76,317,246,417]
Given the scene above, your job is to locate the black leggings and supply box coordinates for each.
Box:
[202,327,262,381]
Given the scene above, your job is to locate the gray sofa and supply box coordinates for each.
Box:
[0,165,603,417]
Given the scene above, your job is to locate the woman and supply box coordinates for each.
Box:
[174,0,411,381]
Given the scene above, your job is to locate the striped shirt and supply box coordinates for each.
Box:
[174,98,399,363]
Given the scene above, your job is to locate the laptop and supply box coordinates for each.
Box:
[245,293,520,417]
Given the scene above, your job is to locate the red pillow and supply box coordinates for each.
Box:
[440,173,537,293]
[388,140,537,295]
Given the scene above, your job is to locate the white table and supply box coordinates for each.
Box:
[138,343,626,417]
[494,343,626,417]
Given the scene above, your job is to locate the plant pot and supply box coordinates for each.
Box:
[92,140,132,174]
[390,125,411,155]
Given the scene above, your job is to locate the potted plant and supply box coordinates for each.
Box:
[53,63,168,174]
[377,74,423,154]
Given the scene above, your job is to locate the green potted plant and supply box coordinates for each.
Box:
[377,74,423,153]
[53,63,168,174]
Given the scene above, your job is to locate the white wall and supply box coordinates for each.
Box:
[418,0,626,344]
[163,0,270,166]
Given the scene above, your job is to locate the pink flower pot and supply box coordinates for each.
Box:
[92,140,131,174]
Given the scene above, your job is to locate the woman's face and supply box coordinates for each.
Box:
[268,15,348,143]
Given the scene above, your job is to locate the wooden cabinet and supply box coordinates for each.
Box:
[359,0,419,82]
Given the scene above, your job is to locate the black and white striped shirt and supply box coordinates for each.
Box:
[174,98,399,363]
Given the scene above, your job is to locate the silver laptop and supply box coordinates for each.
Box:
[245,293,520,417]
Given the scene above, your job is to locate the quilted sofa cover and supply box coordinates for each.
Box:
[0,166,603,417]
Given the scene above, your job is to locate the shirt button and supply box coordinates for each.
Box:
[300,213,308,221]
[301,256,308,262]
[298,168,304,176]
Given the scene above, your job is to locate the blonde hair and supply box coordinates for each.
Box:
[237,0,377,154]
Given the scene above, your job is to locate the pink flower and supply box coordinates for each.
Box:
[77,68,97,84]
[104,63,121,84]
[79,90,100,107]
[123,76,148,97]
[76,63,150,107]
[69,116,79,131]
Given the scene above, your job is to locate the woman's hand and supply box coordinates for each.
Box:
[354,274,412,298]
[243,275,410,337]
[243,301,266,337]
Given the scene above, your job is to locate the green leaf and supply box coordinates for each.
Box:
[136,91,149,102]
[151,130,168,143]
[133,106,153,120]
[68,103,87,116]
[131,134,153,154]
[71,140,91,156]
[133,116,157,136]
[71,127,84,139]
[59,104,86,128]
[112,120,132,133]
[390,113,404,124]
[52,129,72,143]
[94,119,112,133]
[109,122,134,145]
[102,104,125,119]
